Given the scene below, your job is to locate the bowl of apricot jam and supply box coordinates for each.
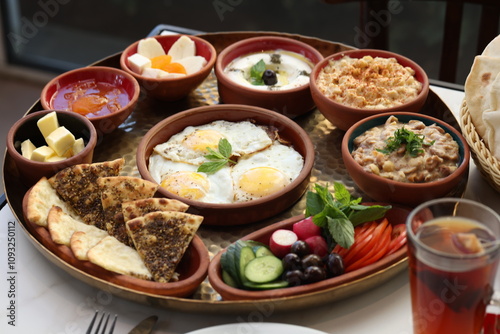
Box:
[40,66,140,136]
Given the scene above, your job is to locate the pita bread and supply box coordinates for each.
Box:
[47,206,108,246]
[464,55,500,140]
[122,197,189,222]
[98,176,159,246]
[87,236,152,280]
[482,34,500,57]
[48,158,124,230]
[126,211,203,283]
[70,230,108,261]
[25,177,78,227]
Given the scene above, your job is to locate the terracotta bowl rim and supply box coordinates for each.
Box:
[136,103,315,210]
[309,48,430,114]
[40,65,140,122]
[215,35,324,96]
[342,111,470,188]
[6,109,98,167]
[119,34,217,82]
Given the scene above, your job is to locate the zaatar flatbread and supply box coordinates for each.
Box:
[25,176,78,227]
[98,176,158,246]
[122,197,189,222]
[48,158,124,230]
[87,236,152,280]
[125,211,203,283]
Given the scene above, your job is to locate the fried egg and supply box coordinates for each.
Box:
[149,153,233,203]
[231,142,304,202]
[153,120,273,165]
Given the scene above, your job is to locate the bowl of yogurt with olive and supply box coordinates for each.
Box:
[215,36,324,118]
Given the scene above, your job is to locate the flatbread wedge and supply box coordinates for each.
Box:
[47,206,108,246]
[48,158,124,230]
[70,230,108,261]
[98,176,159,246]
[126,211,203,283]
[25,177,78,227]
[122,197,189,222]
[87,236,152,280]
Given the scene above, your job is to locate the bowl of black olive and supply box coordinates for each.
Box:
[214,36,324,118]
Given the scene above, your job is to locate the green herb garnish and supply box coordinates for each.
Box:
[377,127,434,157]
[305,183,391,249]
[197,138,236,174]
[249,59,266,85]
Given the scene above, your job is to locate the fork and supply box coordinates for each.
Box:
[86,310,117,334]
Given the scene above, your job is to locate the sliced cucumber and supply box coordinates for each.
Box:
[237,246,256,283]
[222,270,239,288]
[243,280,289,290]
[244,255,284,283]
[254,245,274,257]
[220,244,241,287]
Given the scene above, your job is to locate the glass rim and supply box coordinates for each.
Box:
[406,197,500,259]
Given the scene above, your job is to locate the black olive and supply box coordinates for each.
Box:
[325,253,345,278]
[262,69,277,85]
[282,253,302,271]
[303,266,326,284]
[301,254,323,270]
[290,240,310,257]
[283,270,305,287]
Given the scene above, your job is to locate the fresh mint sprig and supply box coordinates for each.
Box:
[249,59,266,85]
[305,183,391,249]
[197,138,236,174]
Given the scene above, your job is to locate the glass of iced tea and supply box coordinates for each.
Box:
[406,198,500,334]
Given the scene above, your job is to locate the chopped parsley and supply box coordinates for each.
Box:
[377,127,434,157]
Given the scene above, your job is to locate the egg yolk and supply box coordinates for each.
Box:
[237,167,290,198]
[160,171,210,200]
[182,129,225,153]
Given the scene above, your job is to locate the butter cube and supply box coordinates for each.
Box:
[127,53,152,75]
[46,155,67,162]
[45,126,75,157]
[37,111,59,139]
[31,145,56,162]
[21,139,36,159]
[72,138,85,155]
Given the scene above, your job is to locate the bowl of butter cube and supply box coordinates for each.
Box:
[6,110,97,187]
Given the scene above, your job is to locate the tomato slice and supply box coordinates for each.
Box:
[386,224,407,255]
[344,219,389,267]
[346,222,392,272]
[332,221,377,258]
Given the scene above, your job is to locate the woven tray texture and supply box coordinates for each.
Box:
[460,99,500,192]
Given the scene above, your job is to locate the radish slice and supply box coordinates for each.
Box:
[269,229,298,258]
[304,235,329,257]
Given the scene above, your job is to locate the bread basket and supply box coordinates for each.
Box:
[460,99,500,192]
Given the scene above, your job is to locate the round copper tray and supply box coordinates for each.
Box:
[2,31,466,313]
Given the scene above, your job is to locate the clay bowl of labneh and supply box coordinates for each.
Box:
[342,112,470,207]
[215,36,324,118]
[136,104,315,226]
[310,49,429,131]
[40,66,140,137]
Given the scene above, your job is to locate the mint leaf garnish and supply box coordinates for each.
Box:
[197,138,236,174]
[250,59,266,85]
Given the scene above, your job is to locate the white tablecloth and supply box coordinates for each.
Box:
[1,86,498,334]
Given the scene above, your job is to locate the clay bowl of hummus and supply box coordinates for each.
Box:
[310,49,429,131]
[342,112,470,207]
[136,104,315,226]
[214,36,324,119]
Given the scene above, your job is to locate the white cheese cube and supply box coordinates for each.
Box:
[168,36,196,62]
[45,126,75,157]
[127,53,152,75]
[37,111,59,139]
[141,67,166,78]
[21,139,36,159]
[72,138,85,155]
[137,37,165,59]
[31,145,56,162]
[176,56,207,75]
